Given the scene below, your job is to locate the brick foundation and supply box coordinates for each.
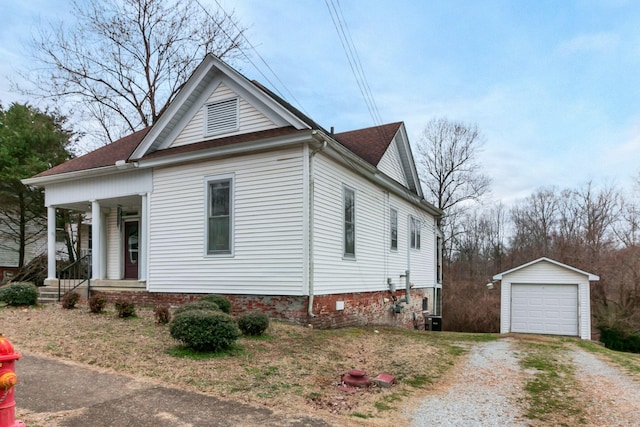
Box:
[90,288,431,330]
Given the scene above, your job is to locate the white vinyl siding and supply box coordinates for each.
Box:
[377,138,408,187]
[312,153,437,295]
[105,211,121,279]
[148,147,305,295]
[499,259,594,339]
[44,169,152,207]
[171,83,277,148]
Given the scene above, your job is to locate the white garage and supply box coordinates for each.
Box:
[494,257,599,340]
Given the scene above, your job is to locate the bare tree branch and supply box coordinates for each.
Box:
[18,0,247,146]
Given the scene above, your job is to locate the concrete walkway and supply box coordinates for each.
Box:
[15,353,332,427]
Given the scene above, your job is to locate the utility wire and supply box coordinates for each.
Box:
[325,0,384,128]
[195,0,311,117]
[334,0,384,127]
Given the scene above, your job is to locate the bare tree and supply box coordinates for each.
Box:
[415,117,491,266]
[509,187,559,260]
[416,117,491,213]
[20,0,246,145]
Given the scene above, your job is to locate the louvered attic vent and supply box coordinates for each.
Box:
[205,97,239,136]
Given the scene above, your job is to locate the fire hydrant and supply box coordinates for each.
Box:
[0,334,25,427]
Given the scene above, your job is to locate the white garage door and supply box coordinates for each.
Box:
[511,284,578,336]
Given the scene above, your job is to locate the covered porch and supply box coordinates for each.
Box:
[44,193,149,290]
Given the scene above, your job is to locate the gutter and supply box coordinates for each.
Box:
[307,137,327,318]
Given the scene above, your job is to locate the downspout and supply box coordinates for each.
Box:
[307,139,327,318]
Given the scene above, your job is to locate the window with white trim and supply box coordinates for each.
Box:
[436,231,443,284]
[206,176,233,255]
[205,97,239,136]
[410,216,421,249]
[343,186,355,257]
[390,208,398,250]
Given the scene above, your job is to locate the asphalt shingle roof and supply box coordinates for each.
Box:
[334,122,402,166]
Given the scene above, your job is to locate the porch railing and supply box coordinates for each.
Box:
[58,254,92,301]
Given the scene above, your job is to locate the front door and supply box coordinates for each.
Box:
[124,221,139,280]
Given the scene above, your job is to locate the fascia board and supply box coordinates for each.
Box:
[493,257,600,281]
[131,56,217,160]
[131,55,311,160]
[136,131,314,169]
[22,165,123,187]
[210,57,311,130]
[396,124,424,198]
[315,132,442,217]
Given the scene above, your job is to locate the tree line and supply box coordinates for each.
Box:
[416,118,640,336]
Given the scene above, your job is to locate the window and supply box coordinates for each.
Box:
[205,97,239,136]
[206,176,233,255]
[436,232,443,284]
[343,186,355,257]
[390,208,398,250]
[434,287,442,316]
[410,216,421,249]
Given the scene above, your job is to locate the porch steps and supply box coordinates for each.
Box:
[37,286,60,304]
[37,281,146,304]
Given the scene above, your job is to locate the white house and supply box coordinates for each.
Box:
[494,257,599,340]
[24,55,443,328]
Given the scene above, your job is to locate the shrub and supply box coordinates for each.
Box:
[237,312,270,336]
[169,310,241,352]
[173,300,219,316]
[199,294,232,314]
[154,304,171,324]
[114,299,136,318]
[61,292,80,309]
[88,295,108,314]
[599,327,640,354]
[0,282,39,306]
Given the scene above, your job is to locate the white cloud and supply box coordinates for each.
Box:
[557,32,620,55]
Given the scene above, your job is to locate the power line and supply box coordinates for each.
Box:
[194,0,311,117]
[324,0,384,128]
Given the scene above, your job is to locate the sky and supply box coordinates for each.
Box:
[1,0,640,206]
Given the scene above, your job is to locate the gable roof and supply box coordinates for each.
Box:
[493,257,600,281]
[129,54,314,160]
[334,122,402,166]
[23,54,427,205]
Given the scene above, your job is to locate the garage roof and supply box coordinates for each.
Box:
[493,257,599,281]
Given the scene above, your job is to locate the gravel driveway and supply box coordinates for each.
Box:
[407,338,640,427]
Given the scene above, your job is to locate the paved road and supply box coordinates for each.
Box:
[16,353,332,427]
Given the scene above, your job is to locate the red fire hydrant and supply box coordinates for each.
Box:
[0,334,25,427]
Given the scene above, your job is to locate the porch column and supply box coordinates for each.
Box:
[47,206,56,281]
[91,200,101,280]
[139,192,148,281]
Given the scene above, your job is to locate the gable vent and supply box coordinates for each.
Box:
[205,97,239,136]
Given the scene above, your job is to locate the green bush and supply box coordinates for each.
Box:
[599,327,640,354]
[169,310,241,352]
[88,295,108,314]
[61,292,80,309]
[154,304,171,324]
[114,298,136,318]
[174,300,219,316]
[237,312,270,336]
[199,294,232,314]
[0,282,38,306]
